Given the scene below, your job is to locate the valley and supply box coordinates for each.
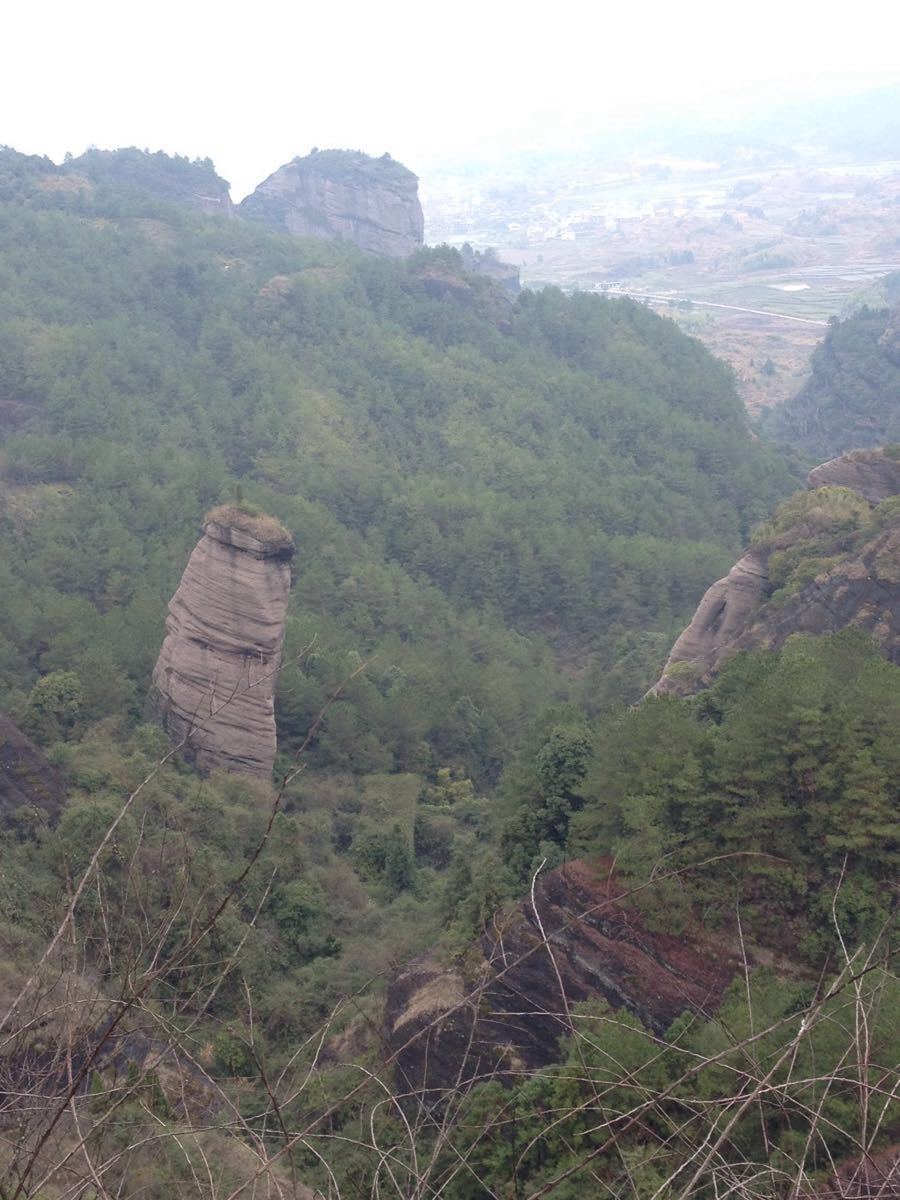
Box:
[0,136,897,1199]
[423,154,900,411]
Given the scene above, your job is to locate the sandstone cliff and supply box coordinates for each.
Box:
[152,506,294,777]
[651,449,900,695]
[806,446,900,502]
[386,859,736,1101]
[239,149,424,257]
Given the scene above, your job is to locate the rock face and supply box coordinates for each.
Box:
[650,551,770,692]
[152,507,294,777]
[0,715,65,822]
[806,447,900,504]
[239,150,424,257]
[651,449,900,695]
[386,860,736,1102]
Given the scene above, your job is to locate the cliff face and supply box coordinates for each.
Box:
[651,449,900,695]
[386,860,736,1100]
[239,150,424,257]
[152,507,294,777]
[806,447,900,503]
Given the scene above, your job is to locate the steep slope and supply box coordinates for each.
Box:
[239,149,424,256]
[152,507,294,776]
[386,859,736,1098]
[0,714,65,821]
[651,448,900,694]
[765,302,900,458]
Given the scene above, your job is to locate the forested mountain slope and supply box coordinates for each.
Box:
[764,298,900,459]
[0,146,896,1200]
[0,146,793,782]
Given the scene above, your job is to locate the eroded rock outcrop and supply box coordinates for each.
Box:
[651,449,900,695]
[239,149,424,257]
[806,447,900,504]
[386,859,736,1100]
[152,507,293,777]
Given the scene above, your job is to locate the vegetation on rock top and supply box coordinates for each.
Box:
[204,503,294,549]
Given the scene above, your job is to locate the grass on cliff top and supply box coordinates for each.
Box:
[204,504,294,549]
[750,487,870,549]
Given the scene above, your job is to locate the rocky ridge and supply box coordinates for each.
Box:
[651,448,900,695]
[239,149,424,257]
[64,148,234,216]
[152,506,294,777]
[386,859,736,1101]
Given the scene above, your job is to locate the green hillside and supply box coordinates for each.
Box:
[0,147,793,781]
[764,298,900,459]
[2,147,898,1200]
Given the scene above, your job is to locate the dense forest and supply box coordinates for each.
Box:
[764,293,900,459]
[0,146,793,780]
[0,147,896,1198]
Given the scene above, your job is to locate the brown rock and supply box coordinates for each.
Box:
[807,447,900,504]
[740,526,900,659]
[239,149,424,258]
[152,507,294,777]
[649,551,770,695]
[650,448,900,695]
[386,860,736,1101]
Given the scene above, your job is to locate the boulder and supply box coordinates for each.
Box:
[648,551,769,694]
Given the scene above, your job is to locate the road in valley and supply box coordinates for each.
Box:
[604,288,829,326]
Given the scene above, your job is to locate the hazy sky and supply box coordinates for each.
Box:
[4,0,900,198]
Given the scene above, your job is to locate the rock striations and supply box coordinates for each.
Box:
[651,448,900,695]
[386,860,736,1100]
[152,507,294,777]
[239,149,424,257]
[805,446,900,503]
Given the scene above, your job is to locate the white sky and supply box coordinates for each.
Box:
[4,0,900,198]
